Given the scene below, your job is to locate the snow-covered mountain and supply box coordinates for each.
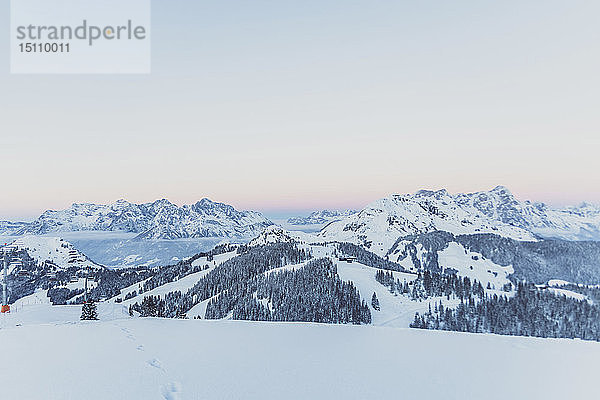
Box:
[247,225,319,247]
[319,186,600,255]
[248,226,301,246]
[5,198,273,240]
[6,236,104,271]
[0,221,30,236]
[248,226,600,286]
[287,209,357,225]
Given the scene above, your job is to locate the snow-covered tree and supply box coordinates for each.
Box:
[81,300,98,320]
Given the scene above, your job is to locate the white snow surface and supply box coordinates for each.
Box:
[437,242,513,289]
[546,288,588,302]
[335,259,439,327]
[548,279,572,287]
[1,305,599,400]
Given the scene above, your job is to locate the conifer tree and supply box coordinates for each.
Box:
[81,300,98,320]
[371,292,380,311]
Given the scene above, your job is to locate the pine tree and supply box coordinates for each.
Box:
[371,292,380,311]
[81,300,98,320]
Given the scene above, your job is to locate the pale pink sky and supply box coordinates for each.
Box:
[1,0,599,220]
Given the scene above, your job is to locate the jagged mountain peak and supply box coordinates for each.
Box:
[191,198,234,213]
[413,188,450,199]
[111,198,135,208]
[148,198,177,208]
[490,185,512,194]
[196,197,216,206]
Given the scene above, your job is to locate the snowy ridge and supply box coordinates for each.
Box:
[248,226,299,246]
[8,235,104,270]
[248,225,319,247]
[5,198,273,240]
[319,186,600,256]
[287,209,357,225]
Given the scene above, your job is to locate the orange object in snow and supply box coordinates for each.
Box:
[1,305,9,313]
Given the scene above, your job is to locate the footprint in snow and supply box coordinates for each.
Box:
[147,358,163,370]
[161,382,182,400]
[136,344,144,351]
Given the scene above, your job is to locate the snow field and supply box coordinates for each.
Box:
[1,314,599,400]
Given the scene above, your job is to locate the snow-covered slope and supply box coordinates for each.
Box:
[1,311,599,400]
[319,186,600,255]
[287,209,357,225]
[116,251,239,306]
[7,198,273,240]
[385,230,600,285]
[333,259,433,327]
[386,235,513,289]
[178,233,505,324]
[9,235,104,270]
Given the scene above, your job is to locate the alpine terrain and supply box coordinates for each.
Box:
[1,198,273,239]
[2,187,599,400]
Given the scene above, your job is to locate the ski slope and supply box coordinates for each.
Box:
[437,242,513,289]
[0,306,598,400]
[115,251,239,306]
[334,259,451,327]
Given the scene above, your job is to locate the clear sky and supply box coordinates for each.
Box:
[1,0,599,220]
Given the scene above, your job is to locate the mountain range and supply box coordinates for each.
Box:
[2,186,600,269]
[318,186,600,256]
[0,198,273,240]
[287,209,357,225]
